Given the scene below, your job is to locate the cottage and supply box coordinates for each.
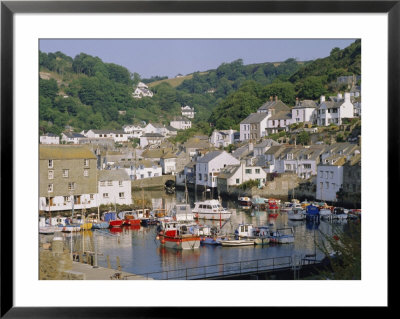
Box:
[97,170,132,206]
[85,130,129,143]
[291,99,318,124]
[239,113,268,141]
[40,133,60,145]
[122,159,162,180]
[140,133,165,148]
[123,124,145,138]
[181,105,195,119]
[132,82,154,99]
[61,132,86,144]
[170,116,192,130]
[209,129,237,148]
[195,151,240,189]
[317,93,354,126]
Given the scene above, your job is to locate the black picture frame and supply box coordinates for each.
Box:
[1,0,395,317]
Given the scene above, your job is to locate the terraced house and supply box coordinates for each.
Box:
[39,145,98,213]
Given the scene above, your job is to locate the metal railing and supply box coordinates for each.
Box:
[123,255,320,280]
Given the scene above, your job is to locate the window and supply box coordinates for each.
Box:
[198,174,202,181]
[107,180,113,186]
[62,169,69,178]
[119,192,125,199]
[48,184,53,193]
[100,181,106,187]
[103,193,109,198]
[325,182,329,189]
[285,164,291,170]
[68,182,75,191]
[148,172,151,177]
[84,159,89,167]
[84,169,89,177]
[245,169,252,174]
[119,181,123,186]
[236,179,240,184]
[303,164,311,169]
[90,194,94,200]
[48,160,53,168]
[63,196,70,204]
[330,171,334,179]
[255,169,260,174]
[48,170,54,179]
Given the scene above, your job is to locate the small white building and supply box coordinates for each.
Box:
[132,82,154,99]
[139,133,165,148]
[316,159,345,202]
[266,111,293,135]
[123,160,162,180]
[61,132,86,144]
[160,152,178,175]
[170,116,192,130]
[291,99,318,124]
[144,123,167,135]
[40,133,60,144]
[123,124,144,139]
[317,93,354,126]
[209,129,237,148]
[98,170,132,206]
[181,105,195,119]
[218,162,267,191]
[195,151,240,189]
[85,130,129,143]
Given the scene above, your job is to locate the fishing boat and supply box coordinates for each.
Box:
[238,196,252,209]
[39,225,60,235]
[192,199,232,220]
[157,221,200,250]
[348,209,361,219]
[280,202,293,212]
[121,211,141,226]
[267,200,280,217]
[269,227,295,244]
[319,208,333,220]
[234,223,270,245]
[103,211,123,228]
[287,207,306,221]
[305,204,320,221]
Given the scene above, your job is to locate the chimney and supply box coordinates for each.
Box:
[344,92,351,102]
[275,96,278,101]
[320,95,325,103]
[337,93,343,99]
[295,97,299,106]
[270,96,273,101]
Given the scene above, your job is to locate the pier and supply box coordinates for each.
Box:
[65,261,151,280]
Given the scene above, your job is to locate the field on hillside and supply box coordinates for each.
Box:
[148,72,209,88]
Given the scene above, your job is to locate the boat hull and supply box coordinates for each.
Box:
[109,220,124,227]
[159,234,200,250]
[61,225,81,232]
[220,239,255,247]
[123,219,141,226]
[269,235,294,244]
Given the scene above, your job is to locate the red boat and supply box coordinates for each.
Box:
[109,219,124,227]
[268,201,279,217]
[123,213,141,226]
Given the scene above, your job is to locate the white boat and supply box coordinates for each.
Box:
[269,227,295,244]
[234,223,270,245]
[220,239,255,247]
[287,207,306,221]
[332,207,348,220]
[39,226,59,235]
[192,199,232,220]
[61,225,81,232]
[319,208,333,219]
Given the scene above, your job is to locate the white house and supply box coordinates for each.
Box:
[266,111,293,135]
[61,132,86,144]
[98,170,132,206]
[317,93,354,126]
[291,99,318,124]
[217,162,267,192]
[139,133,165,148]
[123,124,145,139]
[40,133,60,144]
[122,160,162,180]
[240,113,268,141]
[85,130,129,143]
[170,116,192,130]
[144,123,167,135]
[160,152,178,174]
[210,129,237,148]
[132,82,154,99]
[195,151,240,189]
[181,105,195,119]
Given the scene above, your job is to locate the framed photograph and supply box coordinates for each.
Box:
[1,0,395,316]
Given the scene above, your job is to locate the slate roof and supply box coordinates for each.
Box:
[39,145,97,159]
[90,129,125,135]
[258,99,289,111]
[293,100,317,109]
[218,165,241,179]
[268,111,292,121]
[98,169,131,181]
[141,133,164,137]
[63,132,85,138]
[254,139,279,148]
[240,113,268,124]
[196,151,224,163]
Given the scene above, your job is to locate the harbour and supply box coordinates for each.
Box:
[39,189,357,280]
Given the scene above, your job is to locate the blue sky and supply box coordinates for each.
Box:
[40,39,356,79]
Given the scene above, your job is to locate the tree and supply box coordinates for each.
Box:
[297,131,310,145]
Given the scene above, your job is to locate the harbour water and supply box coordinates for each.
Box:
[40,189,352,278]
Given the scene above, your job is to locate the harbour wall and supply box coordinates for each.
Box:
[131,175,175,190]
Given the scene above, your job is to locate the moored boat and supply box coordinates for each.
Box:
[234,223,270,245]
[157,221,200,250]
[251,196,268,210]
[220,239,255,247]
[238,196,252,209]
[121,211,141,226]
[192,199,232,220]
[269,227,295,244]
[103,211,123,228]
[287,207,306,221]
[172,204,195,222]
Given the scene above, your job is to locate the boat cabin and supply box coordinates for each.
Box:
[174,204,195,221]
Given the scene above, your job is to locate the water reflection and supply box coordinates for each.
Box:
[40,190,354,277]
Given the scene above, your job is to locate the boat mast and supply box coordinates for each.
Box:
[48,193,51,226]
